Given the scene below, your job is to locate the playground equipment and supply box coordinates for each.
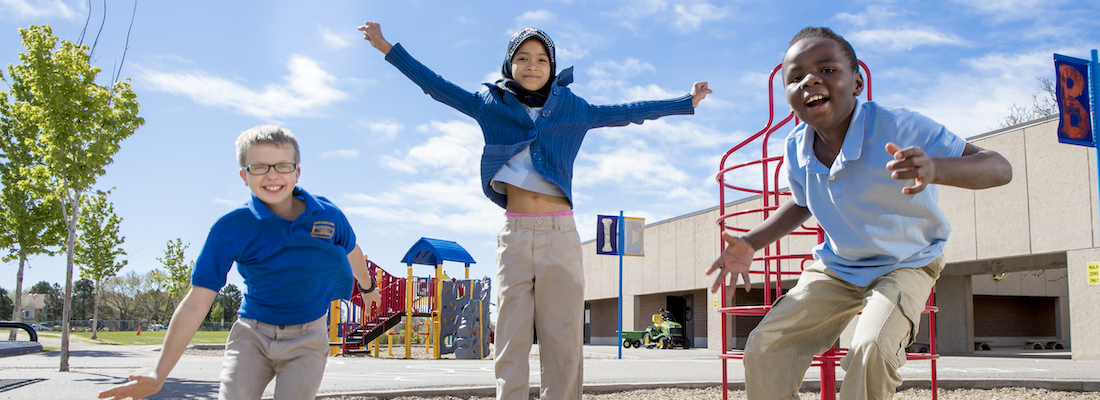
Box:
[713,61,940,400]
[331,238,491,360]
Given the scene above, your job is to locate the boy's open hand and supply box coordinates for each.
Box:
[885,142,935,194]
[691,81,711,108]
[358,21,392,54]
[362,288,381,310]
[97,374,163,400]
[706,233,754,293]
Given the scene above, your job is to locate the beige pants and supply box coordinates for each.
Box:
[494,215,585,400]
[744,257,943,400]
[219,316,330,400]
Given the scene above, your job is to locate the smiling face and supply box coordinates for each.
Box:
[239,143,300,210]
[782,36,864,139]
[510,38,551,91]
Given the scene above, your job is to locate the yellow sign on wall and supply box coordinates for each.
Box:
[1089,262,1100,285]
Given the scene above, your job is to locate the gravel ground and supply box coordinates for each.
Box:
[52,340,1100,400]
[322,387,1100,399]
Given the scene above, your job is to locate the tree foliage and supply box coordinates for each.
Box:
[152,238,193,308]
[3,24,143,371]
[72,278,95,320]
[76,189,127,339]
[0,24,65,340]
[207,284,242,322]
[0,287,13,320]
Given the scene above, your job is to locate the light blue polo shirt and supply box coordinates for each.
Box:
[785,101,967,286]
[192,186,357,325]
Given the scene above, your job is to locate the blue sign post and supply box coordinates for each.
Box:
[597,212,644,360]
[1054,50,1100,232]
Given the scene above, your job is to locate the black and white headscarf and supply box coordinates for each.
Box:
[496,28,556,108]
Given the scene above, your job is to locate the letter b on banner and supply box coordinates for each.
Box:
[1054,54,1093,146]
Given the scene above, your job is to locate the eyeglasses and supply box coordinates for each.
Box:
[242,163,297,175]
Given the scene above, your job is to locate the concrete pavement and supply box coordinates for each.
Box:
[2,345,1099,399]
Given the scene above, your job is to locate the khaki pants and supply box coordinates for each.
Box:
[494,215,584,400]
[219,316,330,400]
[744,257,943,400]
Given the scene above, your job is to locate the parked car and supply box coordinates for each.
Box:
[30,323,51,331]
[147,324,166,331]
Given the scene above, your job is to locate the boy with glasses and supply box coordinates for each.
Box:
[99,125,380,400]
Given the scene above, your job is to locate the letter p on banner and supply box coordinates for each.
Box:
[1054,54,1093,147]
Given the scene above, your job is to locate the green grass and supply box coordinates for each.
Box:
[38,331,230,346]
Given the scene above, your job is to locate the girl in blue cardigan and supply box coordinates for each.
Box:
[360,21,709,400]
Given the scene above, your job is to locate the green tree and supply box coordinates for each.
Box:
[26,281,62,322]
[135,270,173,321]
[28,281,51,294]
[151,238,193,315]
[72,278,95,321]
[206,284,242,323]
[43,283,63,324]
[218,284,242,323]
[0,287,13,321]
[0,36,66,341]
[2,25,143,370]
[100,271,141,320]
[76,189,127,339]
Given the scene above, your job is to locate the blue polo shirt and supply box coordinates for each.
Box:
[785,101,967,286]
[191,186,357,325]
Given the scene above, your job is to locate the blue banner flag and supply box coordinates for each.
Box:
[1054,53,1093,147]
[596,215,620,255]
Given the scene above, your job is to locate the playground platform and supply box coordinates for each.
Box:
[1,344,1099,399]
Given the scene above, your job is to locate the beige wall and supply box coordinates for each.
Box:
[582,117,1100,359]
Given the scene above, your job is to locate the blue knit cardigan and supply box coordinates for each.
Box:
[385,43,695,209]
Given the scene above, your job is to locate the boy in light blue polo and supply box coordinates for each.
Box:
[99,125,381,400]
[706,27,1012,399]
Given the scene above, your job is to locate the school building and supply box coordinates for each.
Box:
[581,115,1100,360]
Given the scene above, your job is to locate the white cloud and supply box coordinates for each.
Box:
[515,9,555,26]
[881,50,1052,136]
[322,149,359,159]
[138,55,348,119]
[574,147,688,189]
[588,58,656,80]
[319,25,351,49]
[354,119,404,141]
[0,0,79,19]
[834,6,898,28]
[342,177,503,236]
[671,2,729,33]
[848,28,966,52]
[592,119,743,149]
[379,120,483,176]
[611,0,668,21]
[951,0,1069,21]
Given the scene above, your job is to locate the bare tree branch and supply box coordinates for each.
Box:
[78,0,91,46]
[113,1,138,84]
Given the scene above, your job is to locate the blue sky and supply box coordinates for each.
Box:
[1,0,1097,304]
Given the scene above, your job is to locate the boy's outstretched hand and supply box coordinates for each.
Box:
[691,81,711,108]
[885,142,935,194]
[706,233,754,293]
[98,373,163,400]
[358,21,393,54]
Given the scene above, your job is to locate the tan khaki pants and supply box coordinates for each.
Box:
[494,215,584,400]
[219,316,330,400]
[744,257,943,400]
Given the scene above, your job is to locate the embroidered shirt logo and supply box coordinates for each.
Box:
[311,221,335,240]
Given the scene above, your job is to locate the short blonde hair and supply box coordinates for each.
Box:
[235,125,300,166]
